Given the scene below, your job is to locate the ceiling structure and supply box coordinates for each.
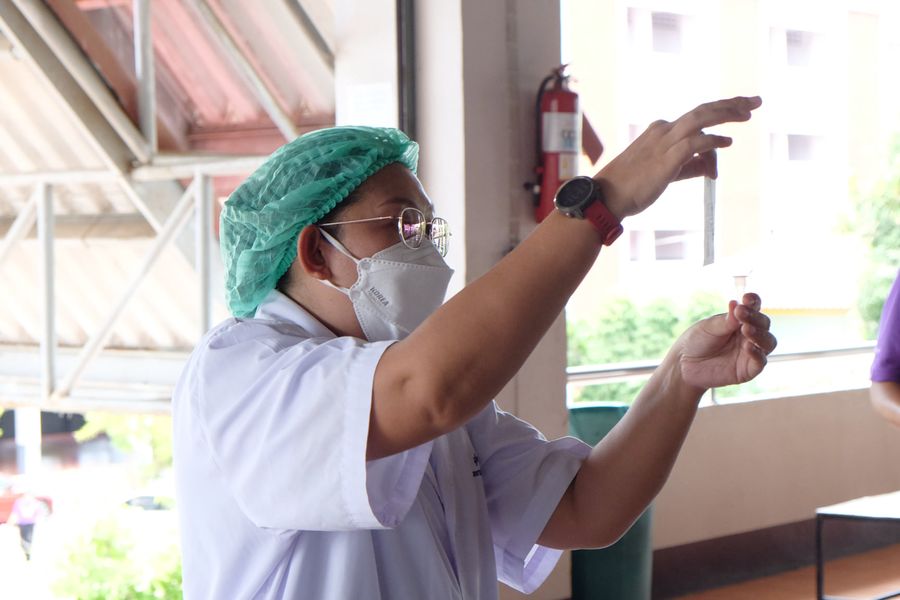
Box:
[0,0,336,412]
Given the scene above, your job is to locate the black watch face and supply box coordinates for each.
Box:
[556,177,594,209]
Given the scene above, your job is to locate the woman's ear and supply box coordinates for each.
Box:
[296,226,332,281]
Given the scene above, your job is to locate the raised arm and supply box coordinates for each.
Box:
[540,294,776,549]
[368,96,763,460]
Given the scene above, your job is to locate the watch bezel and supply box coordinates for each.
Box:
[554,176,597,216]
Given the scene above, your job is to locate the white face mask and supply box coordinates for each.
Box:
[317,228,454,342]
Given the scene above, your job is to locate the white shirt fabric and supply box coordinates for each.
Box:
[173,290,591,599]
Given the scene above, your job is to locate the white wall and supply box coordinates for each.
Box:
[653,388,900,549]
[415,2,571,599]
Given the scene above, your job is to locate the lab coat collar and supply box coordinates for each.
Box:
[254,289,337,339]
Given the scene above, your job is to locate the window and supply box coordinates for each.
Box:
[652,12,683,54]
[563,2,899,403]
[627,7,639,43]
[786,29,816,66]
[629,230,695,261]
[786,134,821,161]
[654,230,688,260]
[629,230,652,261]
[771,133,826,162]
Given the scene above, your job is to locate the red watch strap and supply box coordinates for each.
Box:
[583,197,624,246]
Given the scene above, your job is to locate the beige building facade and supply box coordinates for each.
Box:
[564,0,899,337]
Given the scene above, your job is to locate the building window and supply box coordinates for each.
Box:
[787,134,821,161]
[786,30,815,66]
[770,133,825,161]
[630,230,691,261]
[652,12,683,54]
[654,230,688,260]
[630,230,652,261]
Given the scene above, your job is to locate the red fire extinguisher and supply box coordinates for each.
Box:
[529,66,581,222]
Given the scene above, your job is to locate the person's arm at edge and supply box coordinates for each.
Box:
[871,380,900,427]
[368,96,762,460]
[869,271,900,427]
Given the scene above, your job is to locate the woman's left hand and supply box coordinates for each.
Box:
[676,293,777,390]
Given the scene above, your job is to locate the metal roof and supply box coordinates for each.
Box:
[0,0,335,409]
[0,44,129,217]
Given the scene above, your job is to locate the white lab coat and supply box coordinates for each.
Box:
[173,290,590,599]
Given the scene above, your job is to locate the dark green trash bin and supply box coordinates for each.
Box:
[569,403,653,600]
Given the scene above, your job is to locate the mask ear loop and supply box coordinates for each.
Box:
[315,228,361,296]
[317,227,362,264]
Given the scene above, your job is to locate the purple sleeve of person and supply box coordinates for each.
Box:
[872,270,900,382]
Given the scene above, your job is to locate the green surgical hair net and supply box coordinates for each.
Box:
[220,126,419,318]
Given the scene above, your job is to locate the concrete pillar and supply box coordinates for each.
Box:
[415,2,571,598]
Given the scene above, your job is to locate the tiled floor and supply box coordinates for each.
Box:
[676,543,900,599]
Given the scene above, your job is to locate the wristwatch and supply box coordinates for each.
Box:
[554,176,624,246]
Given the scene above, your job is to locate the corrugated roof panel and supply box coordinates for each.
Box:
[81,0,274,131]
[0,46,137,217]
[0,238,228,350]
[1,182,139,219]
[148,0,266,126]
[0,53,106,174]
[0,187,30,219]
[50,182,135,215]
[0,244,43,342]
[0,0,332,364]
[212,0,334,117]
[77,0,334,139]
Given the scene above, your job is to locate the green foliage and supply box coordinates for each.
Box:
[52,515,182,600]
[849,139,900,338]
[74,413,173,482]
[568,292,724,404]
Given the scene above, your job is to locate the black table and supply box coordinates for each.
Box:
[816,490,900,600]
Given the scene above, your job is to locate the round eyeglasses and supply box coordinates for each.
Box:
[319,207,450,257]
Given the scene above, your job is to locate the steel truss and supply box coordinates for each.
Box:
[0,0,332,471]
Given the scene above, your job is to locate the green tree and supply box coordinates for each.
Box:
[75,413,173,482]
[568,292,723,404]
[850,139,900,338]
[52,515,182,600]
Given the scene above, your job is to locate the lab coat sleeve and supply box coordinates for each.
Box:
[467,402,591,594]
[193,322,433,531]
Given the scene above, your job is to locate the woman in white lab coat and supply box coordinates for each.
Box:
[173,96,775,599]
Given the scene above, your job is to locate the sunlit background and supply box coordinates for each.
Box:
[563,0,900,405]
[0,1,897,599]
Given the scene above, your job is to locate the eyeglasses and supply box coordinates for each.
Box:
[319,206,450,257]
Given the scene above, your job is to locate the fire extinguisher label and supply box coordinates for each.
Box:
[542,112,580,153]
[558,154,578,180]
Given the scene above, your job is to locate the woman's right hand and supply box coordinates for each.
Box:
[596,96,762,221]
